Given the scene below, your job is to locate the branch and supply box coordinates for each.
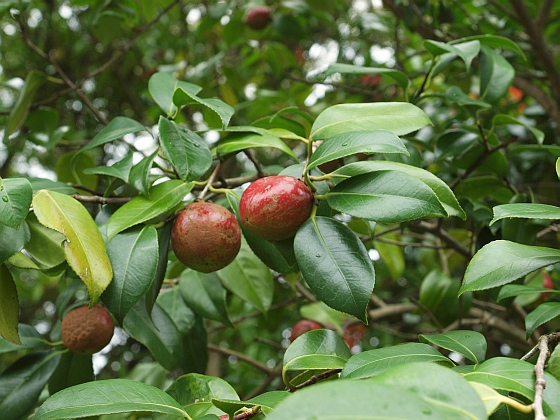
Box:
[71,195,132,205]
[413,221,472,259]
[207,343,274,374]
[530,335,552,420]
[288,369,342,392]
[368,303,417,321]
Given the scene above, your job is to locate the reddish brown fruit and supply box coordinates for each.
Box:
[61,304,114,354]
[541,272,555,300]
[343,323,367,349]
[172,202,241,273]
[290,319,322,342]
[239,176,313,242]
[245,6,272,30]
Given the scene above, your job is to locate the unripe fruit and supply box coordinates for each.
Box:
[61,304,114,354]
[171,202,241,273]
[239,176,313,242]
[290,319,322,342]
[245,6,272,30]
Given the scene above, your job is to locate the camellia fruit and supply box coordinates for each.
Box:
[61,304,114,354]
[172,202,241,273]
[239,175,313,242]
[245,6,272,30]
[290,319,323,342]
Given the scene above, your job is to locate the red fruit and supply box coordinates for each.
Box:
[343,323,367,349]
[245,6,272,30]
[61,304,114,354]
[239,176,313,242]
[290,319,322,342]
[541,272,554,300]
[172,202,241,273]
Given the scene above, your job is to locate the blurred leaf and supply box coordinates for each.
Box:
[129,148,159,197]
[56,152,98,192]
[0,177,33,228]
[299,301,350,334]
[454,34,526,60]
[445,86,491,108]
[419,331,487,364]
[548,345,560,381]
[468,382,506,417]
[173,88,234,129]
[27,178,78,195]
[0,265,21,345]
[525,302,560,338]
[492,114,544,145]
[325,63,410,90]
[33,190,112,303]
[459,240,560,295]
[0,324,43,354]
[106,180,193,239]
[48,351,93,395]
[294,217,374,322]
[80,116,146,154]
[497,284,560,301]
[490,203,560,225]
[0,222,30,265]
[425,39,480,71]
[5,70,47,137]
[419,270,464,327]
[217,127,298,160]
[24,212,66,269]
[83,152,134,182]
[148,72,202,117]
[479,46,514,102]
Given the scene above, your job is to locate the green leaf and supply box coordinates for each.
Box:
[492,114,544,145]
[452,35,526,60]
[491,203,560,225]
[129,148,159,197]
[557,158,560,179]
[525,302,560,338]
[465,357,560,413]
[266,380,448,420]
[0,265,21,345]
[479,46,514,102]
[419,331,487,364]
[158,117,213,181]
[106,180,193,239]
[419,270,465,327]
[548,345,560,381]
[5,70,47,138]
[0,222,30,265]
[327,171,447,223]
[497,284,560,301]
[459,240,560,295]
[468,382,506,417]
[294,217,375,322]
[48,351,94,395]
[212,391,290,417]
[216,239,273,313]
[333,161,465,219]
[282,329,351,388]
[173,88,234,129]
[325,63,410,90]
[80,116,146,154]
[308,130,408,171]
[341,343,453,379]
[32,190,112,303]
[149,72,202,116]
[371,362,487,420]
[310,102,432,140]
[27,178,78,195]
[102,225,159,325]
[34,379,189,420]
[179,269,231,326]
[83,152,134,182]
[299,301,350,335]
[217,128,298,160]
[425,39,480,71]
[445,86,491,109]
[0,350,62,420]
[56,152,98,192]
[0,324,43,354]
[24,212,66,269]
[0,177,33,228]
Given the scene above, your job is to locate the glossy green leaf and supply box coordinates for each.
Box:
[0,350,61,420]
[490,203,560,226]
[173,88,234,129]
[334,161,465,219]
[102,225,159,325]
[525,302,560,338]
[179,269,231,326]
[32,190,112,302]
[479,46,514,102]
[0,265,21,345]
[129,148,159,197]
[106,180,193,239]
[23,212,65,269]
[34,379,189,420]
[48,351,94,395]
[294,217,374,322]
[0,177,33,228]
[327,171,446,223]
[310,102,431,140]
[267,380,448,420]
[80,116,146,153]
[453,35,526,60]
[144,223,173,316]
[425,39,480,71]
[492,114,544,145]
[419,270,464,327]
[341,343,453,379]
[283,329,351,387]
[325,63,409,90]
[217,128,298,160]
[497,284,560,301]
[158,117,213,181]
[445,86,491,108]
[149,72,202,116]
[0,324,43,354]
[5,70,47,137]
[56,152,98,192]
[0,222,30,265]
[465,357,560,413]
[308,130,407,170]
[216,239,273,313]
[468,382,505,417]
[371,362,487,420]
[459,240,560,295]
[548,345,560,381]
[83,152,134,182]
[419,331,487,364]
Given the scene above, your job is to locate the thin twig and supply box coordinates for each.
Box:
[71,195,132,205]
[288,369,342,392]
[207,343,273,374]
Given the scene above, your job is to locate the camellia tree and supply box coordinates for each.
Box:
[2,0,560,419]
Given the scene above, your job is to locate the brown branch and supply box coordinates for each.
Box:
[289,368,342,392]
[71,195,132,205]
[368,303,417,321]
[469,307,532,347]
[207,343,273,374]
[531,335,551,420]
[413,221,472,259]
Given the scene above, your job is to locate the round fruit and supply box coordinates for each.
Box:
[172,202,241,273]
[343,323,367,349]
[239,176,313,242]
[61,304,114,354]
[290,319,322,342]
[245,6,272,30]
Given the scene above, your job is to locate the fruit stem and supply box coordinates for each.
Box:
[309,173,350,182]
[198,163,221,201]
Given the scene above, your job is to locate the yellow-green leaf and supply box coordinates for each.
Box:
[0,264,21,345]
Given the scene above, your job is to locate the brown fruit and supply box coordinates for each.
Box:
[171,202,241,273]
[290,319,322,342]
[245,6,272,30]
[239,176,313,242]
[61,304,114,354]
